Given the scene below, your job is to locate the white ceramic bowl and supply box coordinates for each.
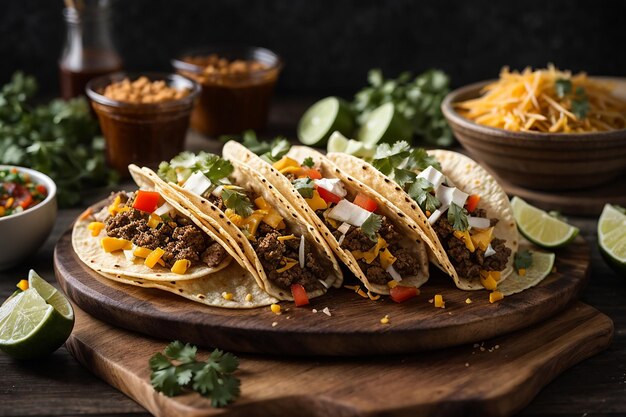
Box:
[0,166,57,270]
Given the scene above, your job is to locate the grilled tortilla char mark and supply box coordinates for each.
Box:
[105,205,227,269]
[332,216,421,285]
[431,208,511,280]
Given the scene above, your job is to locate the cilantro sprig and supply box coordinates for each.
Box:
[407,178,441,213]
[514,250,533,271]
[302,157,315,168]
[361,213,383,242]
[554,79,589,119]
[447,203,469,232]
[222,187,253,217]
[238,130,291,163]
[158,152,233,185]
[149,341,240,408]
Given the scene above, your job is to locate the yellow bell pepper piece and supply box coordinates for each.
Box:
[272,156,300,172]
[434,294,445,308]
[144,247,165,268]
[470,227,494,251]
[133,246,152,258]
[262,209,284,229]
[242,211,266,237]
[254,197,269,210]
[107,195,122,216]
[16,279,29,291]
[379,247,396,270]
[305,190,327,211]
[489,291,504,303]
[100,237,132,253]
[147,213,162,229]
[453,230,475,253]
[170,259,191,275]
[87,221,105,237]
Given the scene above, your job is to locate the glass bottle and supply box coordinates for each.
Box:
[59,0,122,100]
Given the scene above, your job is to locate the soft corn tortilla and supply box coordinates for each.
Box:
[328,150,519,291]
[99,262,277,309]
[137,161,343,301]
[224,141,430,294]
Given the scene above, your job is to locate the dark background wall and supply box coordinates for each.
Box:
[1,0,625,97]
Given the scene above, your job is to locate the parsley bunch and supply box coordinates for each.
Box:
[150,341,240,408]
[353,69,454,146]
[0,72,117,206]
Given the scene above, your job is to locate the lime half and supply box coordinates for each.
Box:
[327,131,376,158]
[356,102,412,146]
[298,97,354,146]
[511,196,579,248]
[0,271,74,359]
[598,204,626,275]
[498,250,556,295]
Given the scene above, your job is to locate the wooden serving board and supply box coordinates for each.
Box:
[55,224,591,356]
[66,302,613,417]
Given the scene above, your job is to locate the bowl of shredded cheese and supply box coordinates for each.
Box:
[442,66,626,190]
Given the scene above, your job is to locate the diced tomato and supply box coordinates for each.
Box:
[353,193,378,212]
[389,285,418,303]
[290,284,309,306]
[465,194,480,213]
[36,184,47,195]
[18,193,33,209]
[132,190,161,213]
[299,168,322,180]
[11,184,31,209]
[316,187,342,204]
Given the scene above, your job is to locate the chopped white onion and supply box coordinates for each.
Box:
[338,234,346,245]
[154,202,173,217]
[337,222,351,235]
[183,171,212,196]
[318,279,330,289]
[328,199,371,227]
[212,185,223,197]
[436,185,469,209]
[468,216,491,230]
[417,166,445,190]
[386,265,403,281]
[428,208,447,225]
[484,244,496,258]
[123,249,135,262]
[314,178,347,197]
[299,235,306,268]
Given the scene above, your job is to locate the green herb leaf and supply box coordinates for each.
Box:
[221,188,253,217]
[448,203,469,231]
[292,177,315,198]
[241,130,270,154]
[392,168,417,188]
[514,250,533,270]
[149,341,241,408]
[162,152,234,185]
[407,177,441,213]
[404,148,441,172]
[555,79,572,98]
[371,141,411,176]
[261,137,291,163]
[361,213,383,242]
[572,87,589,119]
[302,157,315,168]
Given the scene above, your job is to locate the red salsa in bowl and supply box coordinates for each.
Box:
[0,168,48,218]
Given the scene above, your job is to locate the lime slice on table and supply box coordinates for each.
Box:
[598,204,626,275]
[298,97,355,146]
[0,270,74,360]
[498,250,556,295]
[356,102,413,146]
[327,131,376,158]
[511,196,579,248]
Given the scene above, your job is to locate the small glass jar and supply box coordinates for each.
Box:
[59,1,123,100]
[86,73,200,177]
[172,46,282,137]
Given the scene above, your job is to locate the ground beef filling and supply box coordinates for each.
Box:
[431,209,511,280]
[332,217,421,285]
[105,207,227,269]
[251,223,326,292]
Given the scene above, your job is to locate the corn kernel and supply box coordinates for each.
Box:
[270,303,281,314]
[489,291,504,303]
[245,293,253,302]
[380,315,390,325]
[465,298,472,304]
[16,279,29,291]
[434,294,445,308]
[387,280,398,289]
[222,292,233,301]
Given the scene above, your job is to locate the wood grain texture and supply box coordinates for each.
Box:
[65,302,613,417]
[55,221,591,356]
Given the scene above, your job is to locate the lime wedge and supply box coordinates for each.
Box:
[0,271,74,360]
[298,97,354,146]
[598,204,626,275]
[498,250,556,295]
[327,131,349,153]
[356,102,412,146]
[511,196,579,248]
[327,131,376,158]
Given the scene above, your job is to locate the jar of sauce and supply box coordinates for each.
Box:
[172,46,282,137]
[59,1,122,100]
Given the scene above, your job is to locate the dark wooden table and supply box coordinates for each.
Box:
[1,99,625,417]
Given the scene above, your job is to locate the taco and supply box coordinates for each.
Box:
[72,166,277,308]
[144,152,344,302]
[222,140,430,295]
[327,142,519,292]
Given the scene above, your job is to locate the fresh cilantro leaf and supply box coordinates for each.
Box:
[555,78,572,98]
[361,213,383,242]
[371,142,411,176]
[514,250,533,270]
[447,203,469,231]
[158,161,178,183]
[404,148,441,172]
[292,177,315,198]
[149,341,241,408]
[392,168,416,188]
[260,137,291,163]
[199,154,234,184]
[222,188,253,217]
[302,156,315,168]
[164,152,234,185]
[241,130,270,154]
[407,177,441,213]
[572,87,589,119]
